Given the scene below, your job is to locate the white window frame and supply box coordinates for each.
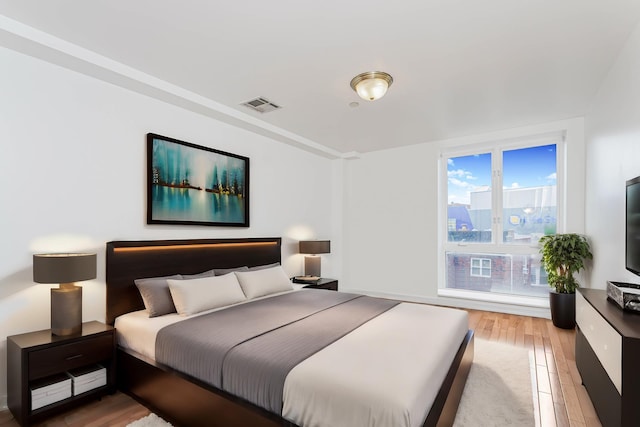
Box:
[470,257,492,278]
[438,132,566,301]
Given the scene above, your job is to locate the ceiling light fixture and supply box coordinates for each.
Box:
[350,71,393,101]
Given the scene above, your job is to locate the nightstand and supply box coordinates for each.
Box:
[7,321,116,427]
[303,278,338,291]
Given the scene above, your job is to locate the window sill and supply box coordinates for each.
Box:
[438,288,549,308]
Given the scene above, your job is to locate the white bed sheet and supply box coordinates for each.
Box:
[115,294,468,427]
[283,303,468,427]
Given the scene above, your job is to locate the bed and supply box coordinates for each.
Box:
[106,238,474,427]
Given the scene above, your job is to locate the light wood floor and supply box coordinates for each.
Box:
[467,309,600,427]
[0,309,601,427]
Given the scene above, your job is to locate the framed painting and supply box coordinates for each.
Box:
[147,133,249,227]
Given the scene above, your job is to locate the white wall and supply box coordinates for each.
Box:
[342,117,586,315]
[0,47,336,405]
[585,20,640,289]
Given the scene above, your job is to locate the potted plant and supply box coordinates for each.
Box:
[539,233,593,329]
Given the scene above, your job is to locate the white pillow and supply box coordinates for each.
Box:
[167,273,246,316]
[235,266,293,299]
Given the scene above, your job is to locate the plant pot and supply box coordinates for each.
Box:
[549,291,576,329]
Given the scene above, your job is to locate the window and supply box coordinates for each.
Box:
[441,136,562,299]
[470,258,491,278]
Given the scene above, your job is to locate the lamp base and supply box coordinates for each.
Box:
[51,283,82,336]
[304,256,321,278]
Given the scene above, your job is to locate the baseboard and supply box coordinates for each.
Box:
[344,288,552,319]
[0,394,7,410]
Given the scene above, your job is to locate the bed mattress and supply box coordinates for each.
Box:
[115,290,468,427]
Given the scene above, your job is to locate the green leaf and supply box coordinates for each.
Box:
[539,233,593,293]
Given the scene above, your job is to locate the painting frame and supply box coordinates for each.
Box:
[146,133,250,227]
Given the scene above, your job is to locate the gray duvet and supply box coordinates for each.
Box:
[155,289,399,413]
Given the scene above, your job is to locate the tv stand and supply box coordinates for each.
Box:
[576,288,640,426]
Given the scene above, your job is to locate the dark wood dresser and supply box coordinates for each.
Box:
[576,288,640,427]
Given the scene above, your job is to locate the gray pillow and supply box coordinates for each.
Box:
[181,269,216,279]
[214,266,249,276]
[182,266,249,279]
[247,262,280,271]
[134,274,182,317]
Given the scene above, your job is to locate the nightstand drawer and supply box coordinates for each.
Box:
[28,334,113,380]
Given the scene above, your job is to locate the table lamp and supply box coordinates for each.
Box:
[33,253,97,336]
[299,240,330,278]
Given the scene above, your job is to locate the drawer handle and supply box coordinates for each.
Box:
[66,354,83,361]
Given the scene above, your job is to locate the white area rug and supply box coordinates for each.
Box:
[454,338,535,426]
[126,413,173,427]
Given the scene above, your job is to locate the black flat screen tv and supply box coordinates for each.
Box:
[626,176,640,276]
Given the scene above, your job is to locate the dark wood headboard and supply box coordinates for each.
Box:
[105,238,282,325]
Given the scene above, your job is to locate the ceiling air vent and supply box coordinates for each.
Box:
[241,97,281,113]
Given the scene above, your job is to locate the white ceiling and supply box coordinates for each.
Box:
[1,1,640,157]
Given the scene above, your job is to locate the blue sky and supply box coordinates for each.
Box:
[448,144,557,204]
